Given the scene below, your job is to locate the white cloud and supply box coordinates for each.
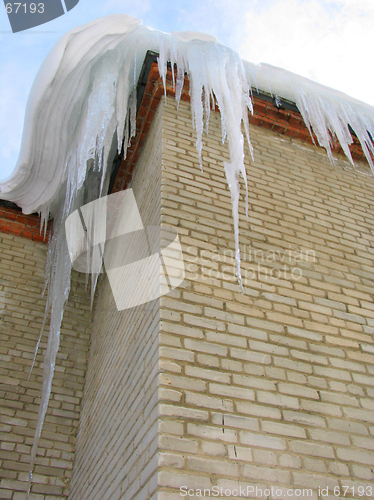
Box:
[238,0,374,106]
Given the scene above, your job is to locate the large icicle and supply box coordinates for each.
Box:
[0,15,373,495]
[157,35,253,287]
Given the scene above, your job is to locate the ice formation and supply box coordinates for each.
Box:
[0,14,373,492]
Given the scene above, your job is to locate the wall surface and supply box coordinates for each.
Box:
[70,96,374,499]
[69,105,163,500]
[6,91,374,500]
[0,232,92,500]
[156,98,374,499]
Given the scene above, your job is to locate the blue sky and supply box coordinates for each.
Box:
[1,0,373,180]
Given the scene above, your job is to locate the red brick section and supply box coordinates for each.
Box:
[113,62,371,193]
[0,203,49,243]
[250,99,366,161]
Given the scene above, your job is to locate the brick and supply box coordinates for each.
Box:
[265,366,287,380]
[161,321,204,338]
[313,366,352,381]
[159,404,208,421]
[205,330,247,348]
[187,456,239,476]
[230,347,271,365]
[227,323,267,341]
[204,307,245,325]
[352,464,374,480]
[283,410,326,428]
[245,317,285,333]
[211,413,259,432]
[302,457,327,473]
[184,339,228,356]
[261,421,306,438]
[292,471,338,490]
[351,435,374,450]
[308,429,350,445]
[159,374,206,392]
[158,471,212,490]
[336,447,374,465]
[279,454,302,469]
[265,311,303,327]
[309,343,344,358]
[228,445,253,461]
[319,390,359,407]
[333,309,366,324]
[300,399,343,417]
[187,423,237,443]
[329,462,350,476]
[232,374,276,391]
[329,357,366,373]
[278,383,319,400]
[269,334,307,350]
[290,350,328,366]
[184,366,230,384]
[159,452,184,469]
[185,392,233,412]
[158,420,184,436]
[343,407,374,423]
[221,358,242,372]
[239,431,286,450]
[252,448,277,465]
[159,346,194,362]
[274,356,313,374]
[199,441,225,457]
[290,441,334,458]
[352,373,374,386]
[241,464,290,483]
[248,339,288,356]
[209,383,255,401]
[257,391,299,409]
[183,313,226,331]
[159,435,198,454]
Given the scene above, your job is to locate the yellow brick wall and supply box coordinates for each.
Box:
[157,98,374,499]
[9,93,374,500]
[0,233,92,500]
[69,104,163,500]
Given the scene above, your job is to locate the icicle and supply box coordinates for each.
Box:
[224,160,244,292]
[27,203,73,498]
[157,35,252,216]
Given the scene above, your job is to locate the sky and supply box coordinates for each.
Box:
[0,0,373,180]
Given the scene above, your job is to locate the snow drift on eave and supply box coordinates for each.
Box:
[0,14,374,494]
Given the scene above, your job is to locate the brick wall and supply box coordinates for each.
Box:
[4,86,374,499]
[68,104,163,500]
[0,204,49,243]
[69,95,374,499]
[156,98,374,498]
[0,232,92,500]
